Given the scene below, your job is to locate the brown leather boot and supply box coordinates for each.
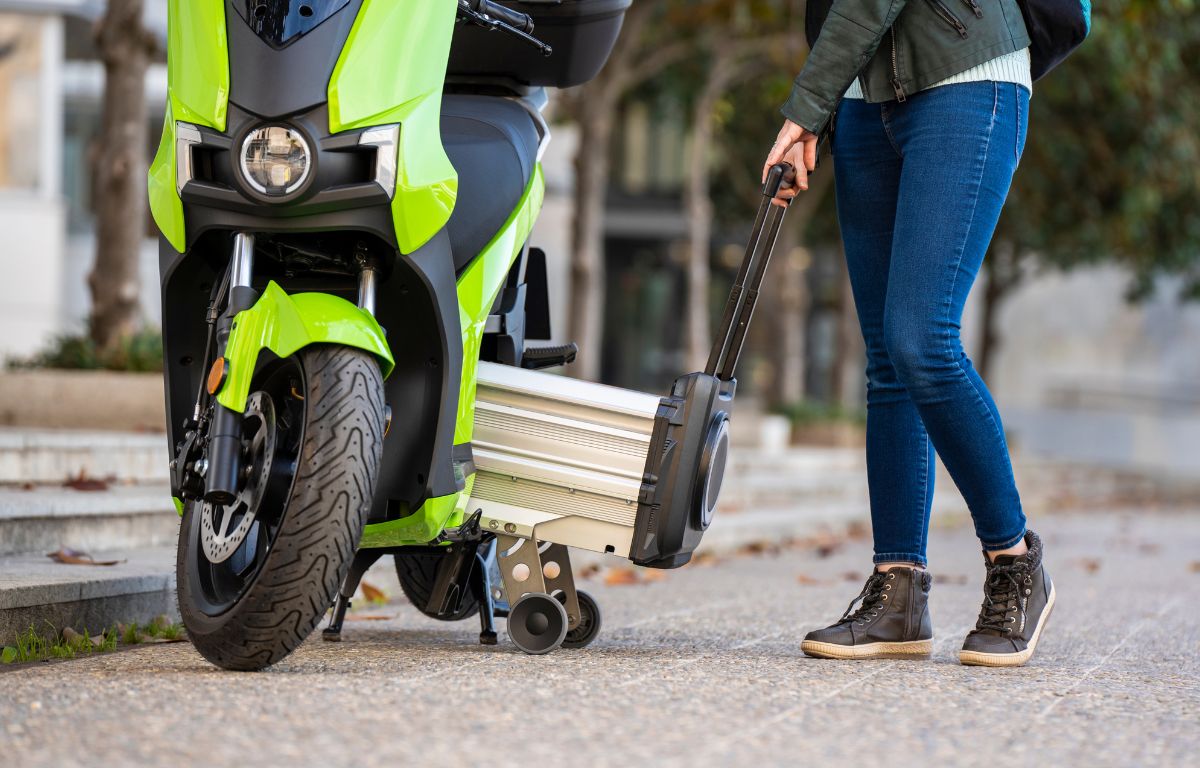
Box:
[801,568,933,660]
[960,529,1056,667]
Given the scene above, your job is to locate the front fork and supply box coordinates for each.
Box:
[201,232,381,504]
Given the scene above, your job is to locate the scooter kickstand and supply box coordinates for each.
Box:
[323,548,384,642]
[472,549,499,646]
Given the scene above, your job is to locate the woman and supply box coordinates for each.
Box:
[763,0,1053,667]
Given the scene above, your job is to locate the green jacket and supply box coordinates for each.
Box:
[781,0,1031,134]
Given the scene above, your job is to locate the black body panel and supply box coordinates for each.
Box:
[441,95,541,272]
[226,0,362,119]
[235,0,354,49]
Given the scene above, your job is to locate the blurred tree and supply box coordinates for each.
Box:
[985,0,1200,375]
[559,3,692,380]
[88,0,156,355]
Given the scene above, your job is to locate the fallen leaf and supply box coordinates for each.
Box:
[845,521,870,541]
[842,571,865,583]
[344,614,394,622]
[46,548,124,567]
[359,581,387,605]
[61,627,85,644]
[577,563,602,580]
[603,568,641,586]
[641,569,667,583]
[738,540,781,558]
[89,634,107,649]
[688,551,722,568]
[1076,558,1102,574]
[63,471,109,492]
[796,573,823,586]
[1188,561,1200,574]
[19,482,35,491]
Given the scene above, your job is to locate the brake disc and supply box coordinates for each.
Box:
[200,392,277,564]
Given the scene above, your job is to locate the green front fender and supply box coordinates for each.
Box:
[216,282,395,413]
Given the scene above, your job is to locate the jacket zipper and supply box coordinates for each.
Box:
[926,0,969,38]
[960,0,983,18]
[890,26,906,102]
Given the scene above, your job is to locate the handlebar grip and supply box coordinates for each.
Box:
[477,0,535,34]
[762,163,798,200]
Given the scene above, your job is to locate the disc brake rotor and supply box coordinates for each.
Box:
[200,392,277,564]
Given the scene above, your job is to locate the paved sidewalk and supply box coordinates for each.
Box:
[2,508,1197,767]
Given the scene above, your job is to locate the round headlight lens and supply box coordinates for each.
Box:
[239,126,312,198]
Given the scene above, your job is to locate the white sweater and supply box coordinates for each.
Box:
[843,47,1032,99]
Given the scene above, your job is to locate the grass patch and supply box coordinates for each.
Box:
[771,400,866,428]
[6,326,163,373]
[2,616,184,666]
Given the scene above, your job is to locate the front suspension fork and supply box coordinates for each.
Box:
[203,232,259,504]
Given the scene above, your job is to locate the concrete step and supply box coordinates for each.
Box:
[0,484,178,556]
[0,428,168,484]
[0,546,176,645]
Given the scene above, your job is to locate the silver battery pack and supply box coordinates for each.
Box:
[470,361,661,556]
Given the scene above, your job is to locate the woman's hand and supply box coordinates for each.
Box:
[763,120,819,207]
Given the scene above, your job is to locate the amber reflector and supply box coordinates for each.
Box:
[207,358,228,395]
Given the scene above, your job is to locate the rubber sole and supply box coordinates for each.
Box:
[959,582,1057,668]
[801,638,933,660]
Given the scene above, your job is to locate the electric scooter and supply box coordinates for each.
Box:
[152,0,794,670]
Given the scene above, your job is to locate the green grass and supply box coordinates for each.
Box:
[6,325,164,373]
[770,399,866,428]
[1,616,184,666]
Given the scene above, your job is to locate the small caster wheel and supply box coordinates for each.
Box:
[508,593,568,655]
[560,590,602,649]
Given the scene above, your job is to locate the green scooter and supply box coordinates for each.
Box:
[153,0,793,670]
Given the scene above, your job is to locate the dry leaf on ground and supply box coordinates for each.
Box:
[603,567,641,586]
[359,581,387,605]
[1076,558,1102,574]
[345,614,394,622]
[1188,561,1200,574]
[796,573,824,586]
[63,471,109,492]
[46,548,124,567]
[577,563,602,580]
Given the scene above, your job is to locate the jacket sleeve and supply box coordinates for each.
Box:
[781,0,910,134]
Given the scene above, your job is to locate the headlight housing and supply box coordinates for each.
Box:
[239,126,312,199]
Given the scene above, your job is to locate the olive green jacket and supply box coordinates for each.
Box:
[781,0,1031,134]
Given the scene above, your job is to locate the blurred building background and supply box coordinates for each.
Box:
[0,0,1196,479]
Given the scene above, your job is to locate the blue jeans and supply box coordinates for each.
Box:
[832,82,1030,567]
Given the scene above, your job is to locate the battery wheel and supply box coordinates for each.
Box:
[561,590,603,649]
[508,592,569,655]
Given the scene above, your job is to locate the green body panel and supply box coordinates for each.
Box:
[166,0,230,130]
[359,166,545,549]
[328,0,459,254]
[148,1,230,251]
[148,104,186,252]
[216,282,395,414]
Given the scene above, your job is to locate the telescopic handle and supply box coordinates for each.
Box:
[704,164,795,382]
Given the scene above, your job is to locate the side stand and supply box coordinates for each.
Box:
[323,548,386,642]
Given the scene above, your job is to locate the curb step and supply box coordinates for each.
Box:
[0,483,178,556]
[0,429,168,484]
[0,546,176,645]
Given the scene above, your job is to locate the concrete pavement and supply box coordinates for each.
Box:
[1,508,1197,767]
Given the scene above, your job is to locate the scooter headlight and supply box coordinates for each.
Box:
[239,126,312,198]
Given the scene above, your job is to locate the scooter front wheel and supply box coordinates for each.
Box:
[177,345,385,671]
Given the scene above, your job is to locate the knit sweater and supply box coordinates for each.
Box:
[843,47,1032,99]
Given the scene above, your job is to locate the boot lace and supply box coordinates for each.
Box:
[840,572,894,625]
[976,563,1032,635]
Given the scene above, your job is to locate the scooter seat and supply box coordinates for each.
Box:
[441,95,541,272]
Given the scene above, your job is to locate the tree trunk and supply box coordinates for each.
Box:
[683,43,743,371]
[978,241,1020,381]
[89,0,153,354]
[568,100,615,381]
[831,244,864,408]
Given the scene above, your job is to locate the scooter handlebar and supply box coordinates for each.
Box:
[470,0,535,34]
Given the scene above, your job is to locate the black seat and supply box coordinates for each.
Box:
[440,95,541,272]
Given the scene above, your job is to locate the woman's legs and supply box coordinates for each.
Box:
[834,99,936,568]
[882,82,1029,552]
